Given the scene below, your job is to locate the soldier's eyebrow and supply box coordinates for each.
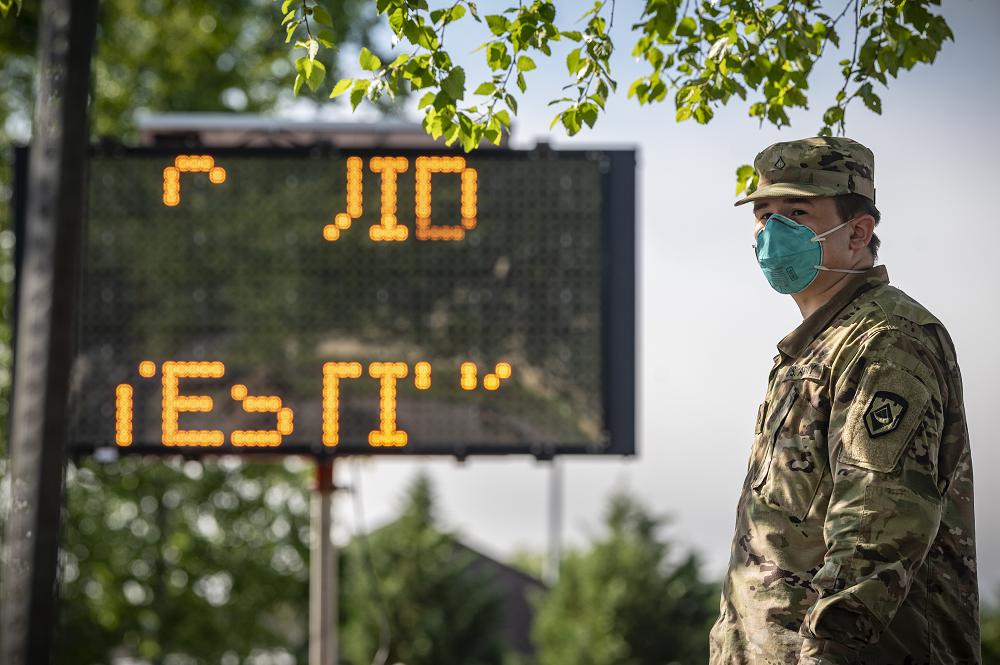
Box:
[784,197,814,206]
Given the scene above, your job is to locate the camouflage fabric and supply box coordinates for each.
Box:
[734,137,876,206]
[709,265,980,665]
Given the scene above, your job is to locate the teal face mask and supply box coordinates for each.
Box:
[754,213,865,294]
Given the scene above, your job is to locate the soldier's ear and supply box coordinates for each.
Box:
[848,214,876,251]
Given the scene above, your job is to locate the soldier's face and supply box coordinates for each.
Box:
[752,195,863,293]
[751,196,842,239]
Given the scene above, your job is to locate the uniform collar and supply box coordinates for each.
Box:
[777,265,889,359]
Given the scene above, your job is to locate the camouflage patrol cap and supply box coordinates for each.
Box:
[734,136,875,206]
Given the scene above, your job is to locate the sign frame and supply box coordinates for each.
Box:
[12,143,637,459]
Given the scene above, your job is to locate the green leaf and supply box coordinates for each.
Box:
[561,109,581,135]
[281,9,297,26]
[495,109,512,128]
[560,30,583,41]
[566,48,582,75]
[316,29,336,48]
[293,74,304,96]
[295,58,326,91]
[486,42,508,71]
[295,56,312,78]
[329,78,353,99]
[486,15,509,36]
[359,47,382,72]
[735,164,759,195]
[441,67,466,100]
[857,83,883,114]
[350,80,370,110]
[516,72,526,93]
[474,82,496,95]
[517,55,536,72]
[822,105,844,127]
[676,16,697,37]
[675,105,692,122]
[281,0,296,13]
[388,53,410,69]
[312,4,333,27]
[417,91,436,109]
[579,103,598,128]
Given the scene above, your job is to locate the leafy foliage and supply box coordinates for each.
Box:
[533,492,718,665]
[275,0,953,163]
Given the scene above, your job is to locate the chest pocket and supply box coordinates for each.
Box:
[750,362,831,521]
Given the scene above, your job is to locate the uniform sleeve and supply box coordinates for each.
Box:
[796,330,948,665]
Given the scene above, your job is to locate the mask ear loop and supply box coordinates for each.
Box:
[810,219,869,274]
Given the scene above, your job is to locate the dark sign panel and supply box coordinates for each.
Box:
[43,146,634,457]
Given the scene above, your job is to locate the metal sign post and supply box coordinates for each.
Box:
[310,459,338,665]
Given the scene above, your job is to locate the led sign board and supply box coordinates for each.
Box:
[14,146,635,457]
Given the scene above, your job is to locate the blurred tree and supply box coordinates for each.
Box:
[55,456,314,664]
[984,597,1000,665]
[533,492,718,665]
[341,472,506,665]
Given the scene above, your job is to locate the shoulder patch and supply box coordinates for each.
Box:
[863,391,908,438]
[841,363,930,473]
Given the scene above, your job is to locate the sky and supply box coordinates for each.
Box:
[296,0,1000,603]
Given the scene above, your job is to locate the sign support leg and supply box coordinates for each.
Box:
[544,459,563,585]
[310,458,338,665]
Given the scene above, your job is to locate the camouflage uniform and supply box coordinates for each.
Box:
[710,138,980,665]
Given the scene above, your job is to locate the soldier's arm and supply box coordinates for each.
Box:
[796,329,949,665]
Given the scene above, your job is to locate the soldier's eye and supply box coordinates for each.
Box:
[791,209,808,216]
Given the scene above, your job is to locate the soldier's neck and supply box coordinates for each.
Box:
[792,272,856,319]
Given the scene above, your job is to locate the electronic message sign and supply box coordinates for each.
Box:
[16,145,635,458]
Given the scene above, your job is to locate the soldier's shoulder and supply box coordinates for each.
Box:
[835,284,954,388]
[835,283,947,342]
[868,284,945,330]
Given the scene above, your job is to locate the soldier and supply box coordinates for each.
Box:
[708,137,979,665]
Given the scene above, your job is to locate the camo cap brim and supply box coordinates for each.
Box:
[734,181,844,205]
[734,136,875,207]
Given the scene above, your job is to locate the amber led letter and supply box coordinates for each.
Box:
[483,362,512,391]
[162,154,226,207]
[115,384,133,446]
[460,362,478,391]
[322,362,363,446]
[230,384,294,447]
[369,157,409,241]
[414,361,432,390]
[368,362,408,447]
[161,361,225,447]
[415,156,478,241]
[324,156,364,241]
